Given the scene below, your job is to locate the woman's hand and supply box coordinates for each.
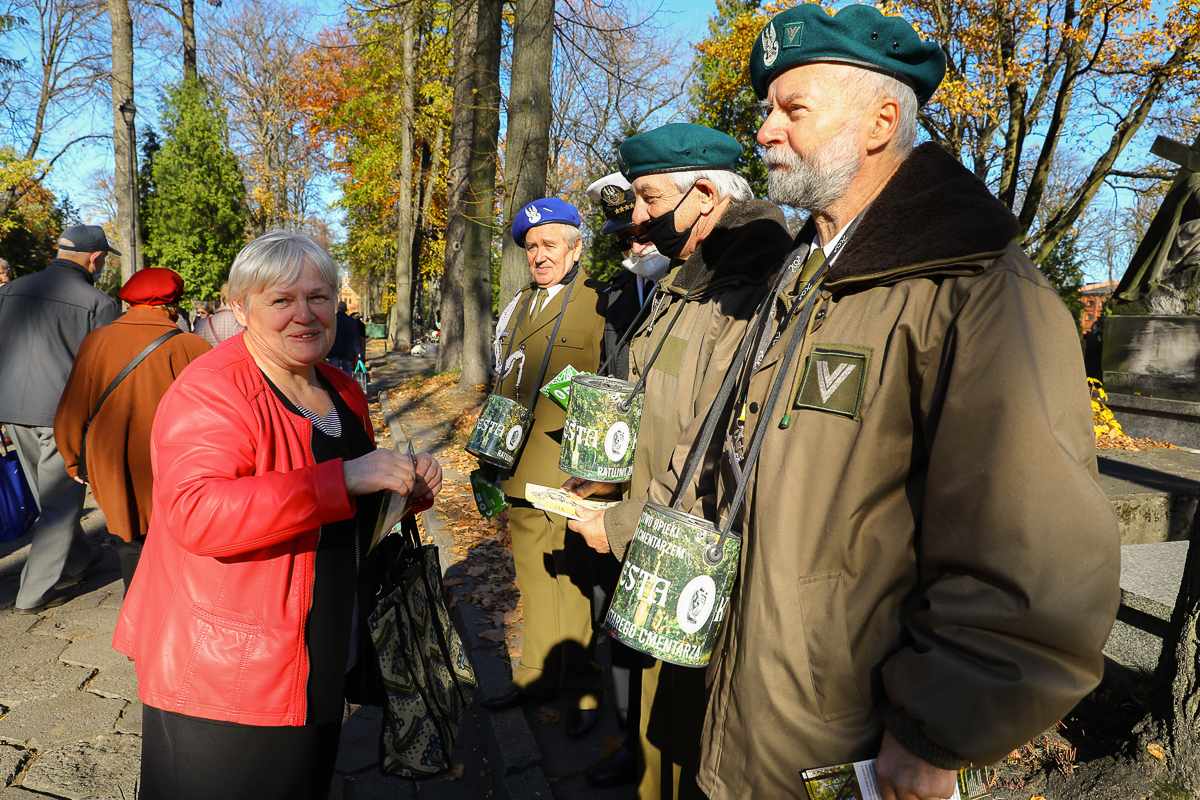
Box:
[343,449,416,496]
[410,452,443,506]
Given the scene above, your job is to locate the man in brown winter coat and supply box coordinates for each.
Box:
[568,124,792,800]
[692,5,1121,800]
[55,268,210,590]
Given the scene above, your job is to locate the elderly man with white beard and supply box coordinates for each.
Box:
[689,5,1121,800]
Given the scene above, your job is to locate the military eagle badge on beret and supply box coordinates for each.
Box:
[762,21,779,67]
[600,185,624,207]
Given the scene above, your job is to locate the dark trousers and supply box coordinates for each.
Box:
[140,705,342,800]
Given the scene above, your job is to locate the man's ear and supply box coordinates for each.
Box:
[867,96,901,152]
[695,179,720,214]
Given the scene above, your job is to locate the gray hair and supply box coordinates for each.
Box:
[227,230,339,308]
[847,69,919,155]
[670,170,753,202]
[526,222,582,251]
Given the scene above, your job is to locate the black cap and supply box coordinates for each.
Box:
[57,225,120,256]
[585,172,636,235]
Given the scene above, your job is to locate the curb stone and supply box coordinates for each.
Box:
[379,389,554,800]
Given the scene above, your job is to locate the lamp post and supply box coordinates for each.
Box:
[118,98,138,274]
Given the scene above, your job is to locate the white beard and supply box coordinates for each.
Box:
[621,246,672,281]
[763,120,864,213]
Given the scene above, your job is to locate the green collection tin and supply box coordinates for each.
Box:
[469,469,509,519]
[558,375,644,483]
[605,502,741,668]
[465,394,531,470]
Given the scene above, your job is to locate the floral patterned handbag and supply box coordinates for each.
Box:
[367,516,477,779]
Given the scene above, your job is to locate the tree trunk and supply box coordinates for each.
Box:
[460,0,502,389]
[389,6,417,350]
[437,0,478,375]
[109,0,142,283]
[1148,537,1200,789]
[182,0,197,79]
[497,0,554,305]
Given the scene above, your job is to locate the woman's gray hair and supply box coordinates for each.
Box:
[670,170,754,202]
[227,230,339,307]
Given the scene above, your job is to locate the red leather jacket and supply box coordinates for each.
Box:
[112,335,373,726]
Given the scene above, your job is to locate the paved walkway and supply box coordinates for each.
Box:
[0,348,636,800]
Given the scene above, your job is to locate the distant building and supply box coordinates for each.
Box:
[338,284,361,315]
[1080,281,1117,334]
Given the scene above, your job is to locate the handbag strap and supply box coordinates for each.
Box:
[402,516,472,706]
[78,328,183,480]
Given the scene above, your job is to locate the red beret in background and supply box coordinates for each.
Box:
[118,268,185,306]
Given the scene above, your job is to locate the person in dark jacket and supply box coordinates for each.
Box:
[55,268,211,590]
[0,225,119,613]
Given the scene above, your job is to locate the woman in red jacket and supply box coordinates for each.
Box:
[112,231,442,800]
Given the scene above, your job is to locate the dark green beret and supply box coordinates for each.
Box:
[749,4,945,106]
[617,123,743,182]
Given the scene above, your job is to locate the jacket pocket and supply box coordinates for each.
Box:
[551,327,585,350]
[797,572,869,721]
[192,604,264,633]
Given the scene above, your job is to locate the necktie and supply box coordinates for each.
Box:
[793,246,827,292]
[530,288,543,317]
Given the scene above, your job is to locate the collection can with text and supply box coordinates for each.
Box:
[465,395,531,470]
[558,375,644,483]
[606,502,741,667]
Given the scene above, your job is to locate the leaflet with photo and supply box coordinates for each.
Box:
[525,483,619,521]
[800,760,990,800]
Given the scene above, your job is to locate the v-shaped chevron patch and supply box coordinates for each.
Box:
[794,347,870,419]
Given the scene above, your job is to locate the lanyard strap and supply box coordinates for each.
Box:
[597,283,658,378]
[518,276,578,421]
[704,263,829,566]
[613,269,706,411]
[665,264,795,513]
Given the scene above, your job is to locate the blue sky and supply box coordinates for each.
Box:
[12,0,718,234]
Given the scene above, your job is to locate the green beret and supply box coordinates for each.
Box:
[749,4,945,106]
[617,123,743,182]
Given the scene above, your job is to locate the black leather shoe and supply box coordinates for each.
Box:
[566,708,599,739]
[585,744,637,787]
[481,688,533,711]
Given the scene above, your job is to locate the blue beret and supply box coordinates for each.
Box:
[511,197,583,247]
[749,4,946,106]
[617,124,743,182]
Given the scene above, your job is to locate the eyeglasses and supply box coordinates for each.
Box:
[614,229,651,250]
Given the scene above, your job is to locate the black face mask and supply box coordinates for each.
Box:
[641,184,698,260]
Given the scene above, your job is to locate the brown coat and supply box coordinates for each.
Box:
[497,272,607,497]
[697,144,1120,797]
[602,200,792,556]
[54,306,211,542]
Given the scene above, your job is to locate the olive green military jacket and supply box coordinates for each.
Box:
[696,144,1121,798]
[497,271,607,498]
[601,200,792,556]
